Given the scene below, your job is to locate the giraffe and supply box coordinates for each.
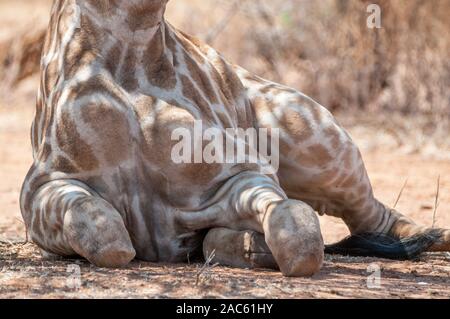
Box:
[20,0,450,277]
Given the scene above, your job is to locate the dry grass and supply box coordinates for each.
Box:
[170,0,449,115]
[195,249,219,286]
[393,178,409,209]
[432,176,441,229]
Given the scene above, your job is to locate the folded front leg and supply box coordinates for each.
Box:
[21,179,136,267]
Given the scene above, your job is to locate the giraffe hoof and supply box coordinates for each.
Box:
[280,252,323,277]
[264,200,324,277]
[88,245,136,268]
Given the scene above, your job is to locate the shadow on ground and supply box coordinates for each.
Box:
[1,241,449,298]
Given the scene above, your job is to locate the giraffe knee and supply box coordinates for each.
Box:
[65,197,136,268]
[264,200,324,277]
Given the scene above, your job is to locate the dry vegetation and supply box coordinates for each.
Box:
[2,0,449,154]
[0,0,449,299]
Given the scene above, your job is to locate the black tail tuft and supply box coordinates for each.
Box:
[324,229,440,260]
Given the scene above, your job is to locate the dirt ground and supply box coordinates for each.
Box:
[0,0,449,299]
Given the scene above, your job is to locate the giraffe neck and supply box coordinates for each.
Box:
[76,0,168,47]
[44,0,174,93]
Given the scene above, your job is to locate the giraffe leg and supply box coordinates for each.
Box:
[228,174,324,276]
[274,104,450,255]
[178,172,324,276]
[275,105,450,254]
[23,179,136,267]
[203,228,277,270]
[262,199,324,276]
[243,80,450,256]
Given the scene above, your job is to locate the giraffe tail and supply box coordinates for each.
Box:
[324,229,441,260]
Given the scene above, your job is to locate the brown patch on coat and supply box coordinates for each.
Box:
[213,56,245,104]
[127,2,165,32]
[342,146,355,170]
[52,156,80,174]
[251,96,272,116]
[323,126,342,151]
[80,103,131,166]
[134,96,158,121]
[31,209,44,241]
[143,28,176,89]
[309,104,323,124]
[180,75,215,121]
[340,173,359,188]
[279,108,314,142]
[56,110,99,171]
[44,59,60,98]
[177,29,211,58]
[86,0,120,16]
[32,120,40,153]
[118,47,139,92]
[307,144,333,167]
[183,51,219,105]
[104,42,123,76]
[164,27,180,67]
[312,169,341,186]
[63,15,101,79]
[140,104,193,161]
[37,143,52,163]
[67,75,126,106]
[357,184,369,196]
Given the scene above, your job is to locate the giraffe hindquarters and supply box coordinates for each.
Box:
[24,180,136,267]
[242,74,450,258]
[248,83,392,234]
[203,228,278,270]
[250,87,450,256]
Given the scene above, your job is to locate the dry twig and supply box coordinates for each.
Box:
[195,249,219,286]
[431,175,440,228]
[393,178,409,208]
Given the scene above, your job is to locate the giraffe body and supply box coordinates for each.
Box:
[21,0,450,276]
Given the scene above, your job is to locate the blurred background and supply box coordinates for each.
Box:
[0,0,449,242]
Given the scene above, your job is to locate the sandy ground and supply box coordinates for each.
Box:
[0,0,449,299]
